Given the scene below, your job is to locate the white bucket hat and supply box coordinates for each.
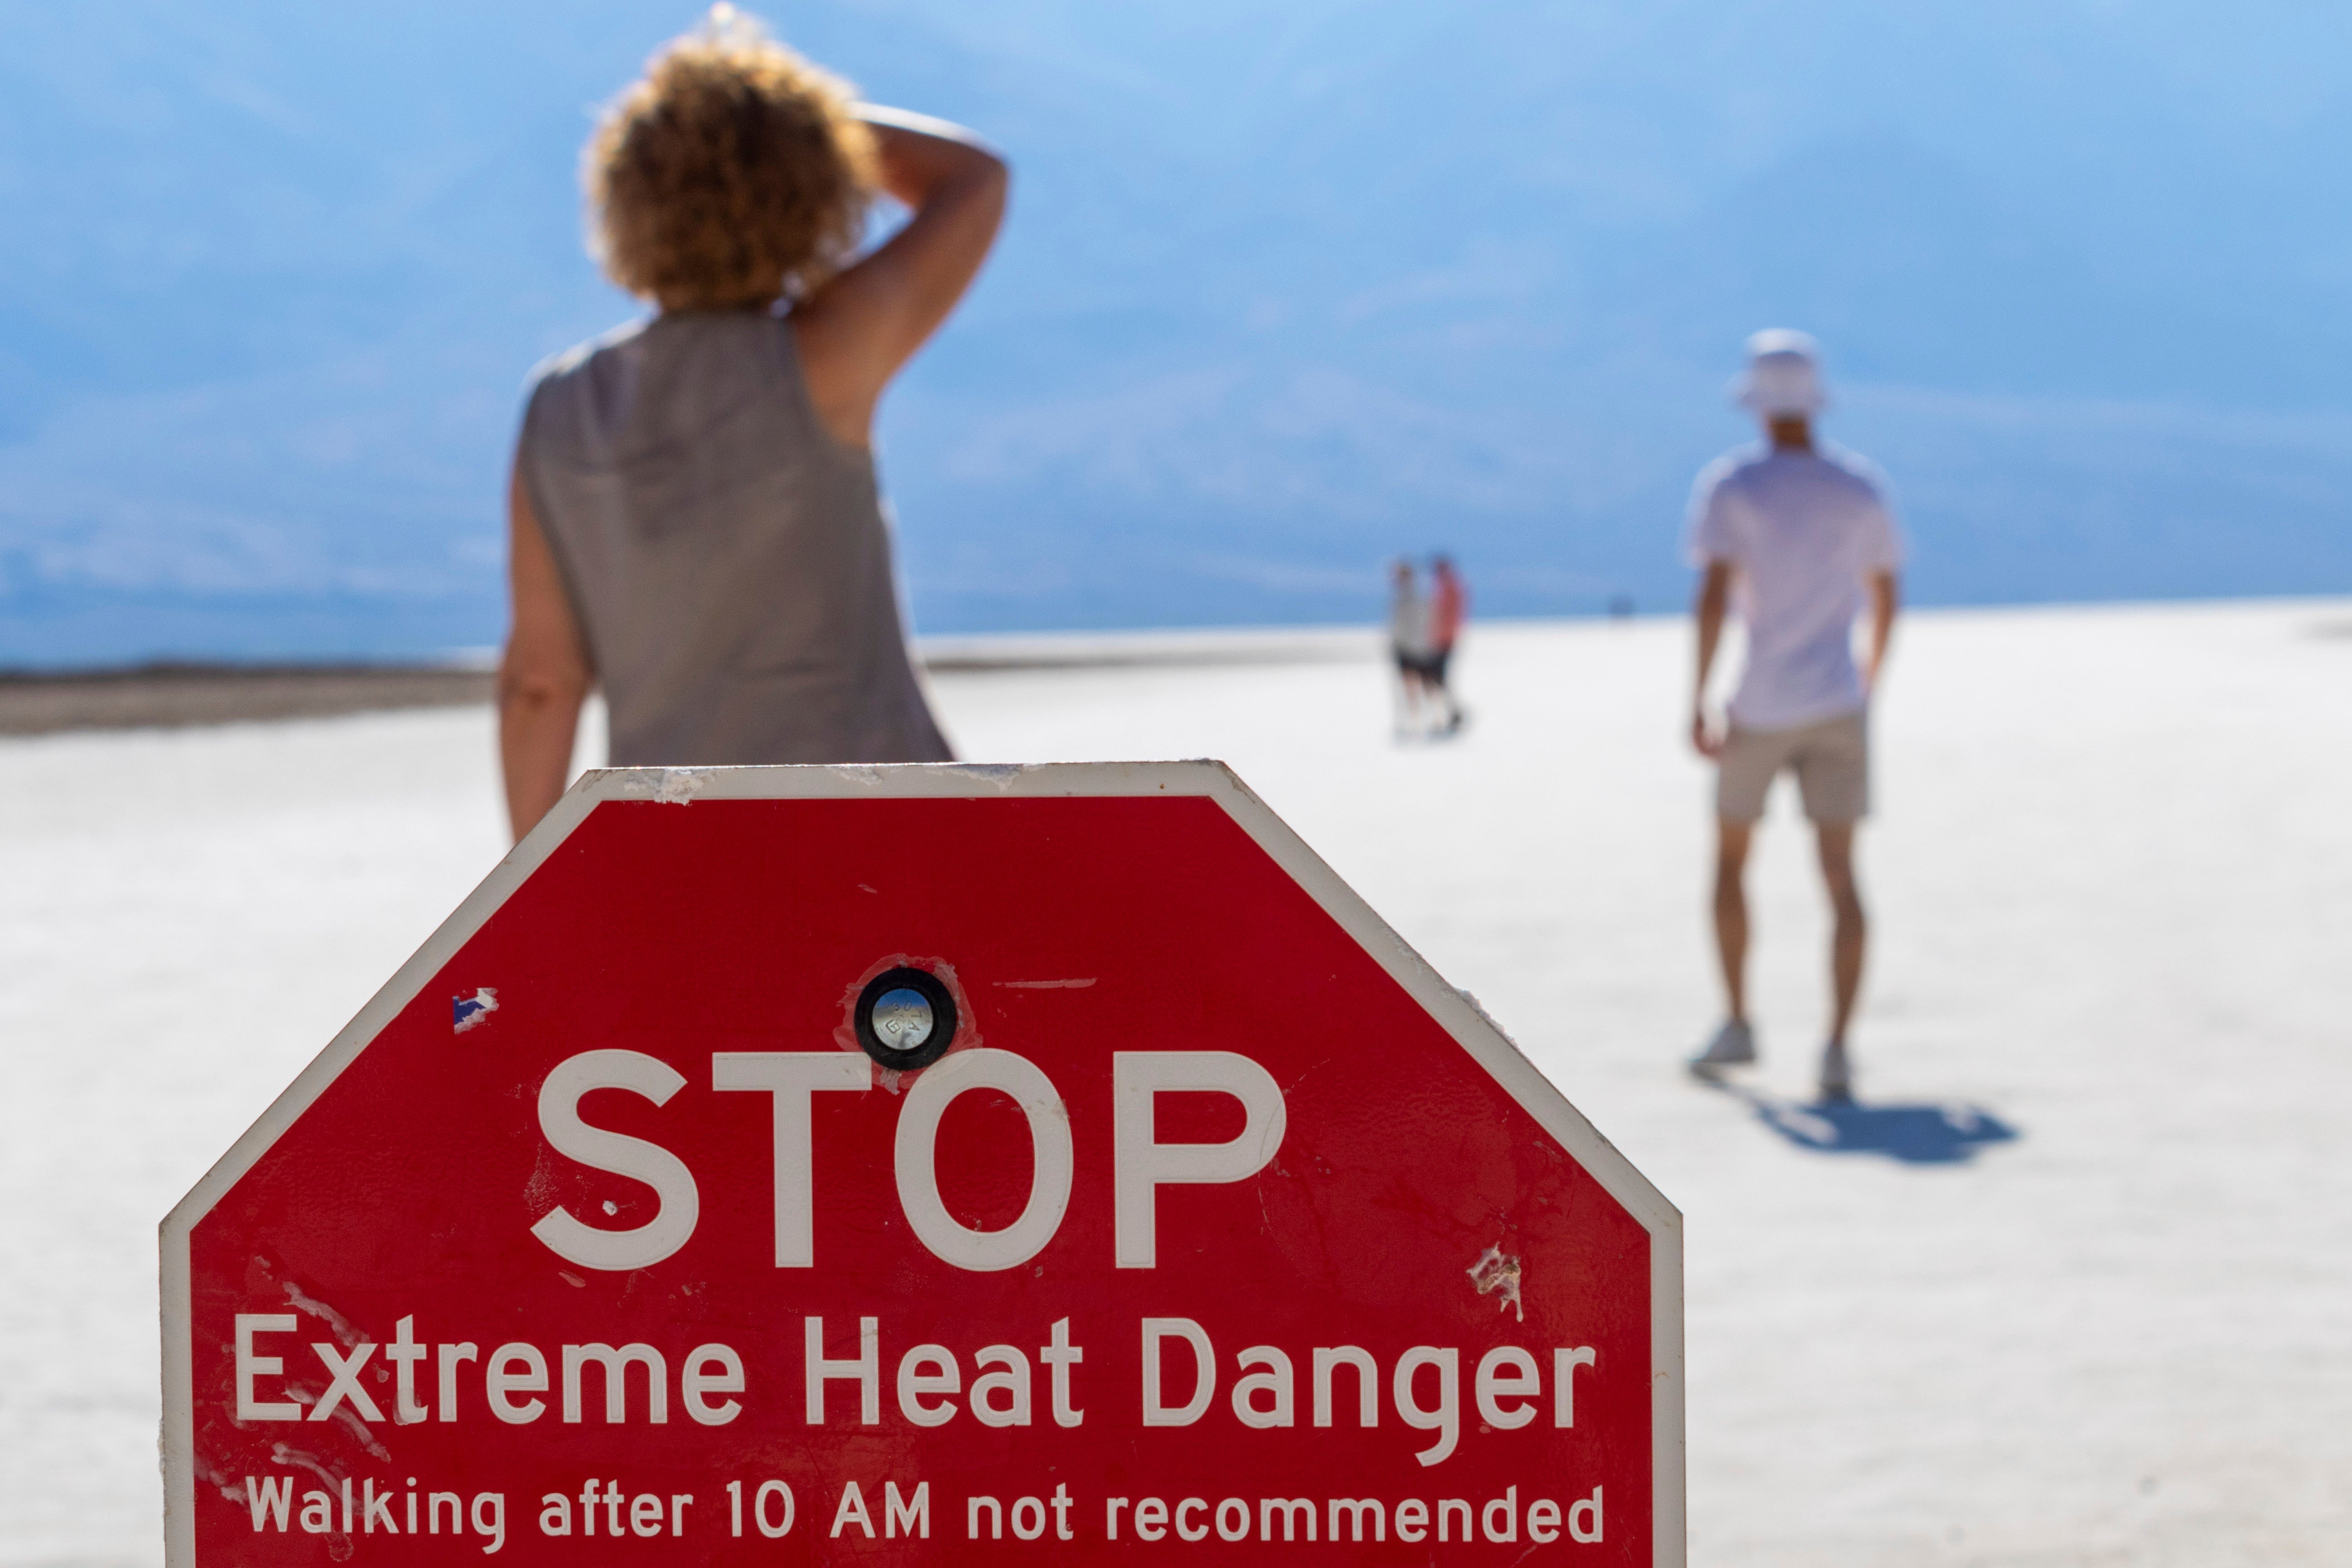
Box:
[1730,328,1826,415]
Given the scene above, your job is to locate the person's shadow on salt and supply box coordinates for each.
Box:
[1699,1078,2020,1165]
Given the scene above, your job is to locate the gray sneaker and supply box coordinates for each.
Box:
[1817,1040,1854,1103]
[1688,1019,1757,1077]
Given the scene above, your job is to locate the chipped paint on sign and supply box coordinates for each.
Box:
[1468,1243,1525,1322]
[937,762,1028,790]
[653,768,707,804]
[451,988,498,1033]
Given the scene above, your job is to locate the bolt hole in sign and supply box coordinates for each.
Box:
[163,762,1683,1566]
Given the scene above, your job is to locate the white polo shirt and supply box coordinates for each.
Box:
[1685,441,1903,732]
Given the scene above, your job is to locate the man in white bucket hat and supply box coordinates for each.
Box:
[1684,330,1902,1101]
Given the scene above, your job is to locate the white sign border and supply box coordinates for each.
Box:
[161,759,1684,1567]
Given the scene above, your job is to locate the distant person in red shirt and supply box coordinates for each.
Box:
[1426,554,1468,734]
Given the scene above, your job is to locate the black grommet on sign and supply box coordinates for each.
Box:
[853,967,957,1070]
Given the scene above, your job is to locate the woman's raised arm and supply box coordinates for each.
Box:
[791,108,1007,447]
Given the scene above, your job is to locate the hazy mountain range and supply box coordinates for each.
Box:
[5,0,2350,664]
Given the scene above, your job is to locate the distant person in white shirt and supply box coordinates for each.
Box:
[1388,557,1433,736]
[1684,330,1902,1101]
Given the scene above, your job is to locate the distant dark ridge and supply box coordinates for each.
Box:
[0,660,497,735]
[919,625,1373,673]
[0,629,1376,736]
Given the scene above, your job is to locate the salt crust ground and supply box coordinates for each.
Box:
[3,601,2348,1567]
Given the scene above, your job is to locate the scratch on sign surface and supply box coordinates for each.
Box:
[282,1281,363,1347]
[1467,1244,1525,1322]
[193,1455,244,1504]
[994,978,1098,989]
[328,1402,391,1461]
[453,987,499,1033]
[270,1444,346,1493]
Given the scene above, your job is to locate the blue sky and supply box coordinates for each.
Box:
[3,0,2348,663]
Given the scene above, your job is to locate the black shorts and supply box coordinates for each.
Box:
[1393,648,1452,683]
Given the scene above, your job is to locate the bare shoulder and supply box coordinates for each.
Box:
[1694,442,1757,484]
[520,319,651,451]
[1818,441,1894,499]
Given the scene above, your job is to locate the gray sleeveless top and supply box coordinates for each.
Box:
[517,310,952,767]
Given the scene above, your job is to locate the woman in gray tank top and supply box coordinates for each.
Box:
[498,8,1006,839]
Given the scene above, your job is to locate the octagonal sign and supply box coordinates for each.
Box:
[164,762,1682,1566]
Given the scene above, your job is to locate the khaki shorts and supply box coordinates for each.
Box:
[1716,710,1870,824]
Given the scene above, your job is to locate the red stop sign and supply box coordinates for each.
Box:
[164,763,1683,1566]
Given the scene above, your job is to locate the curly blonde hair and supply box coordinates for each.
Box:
[586,6,876,311]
